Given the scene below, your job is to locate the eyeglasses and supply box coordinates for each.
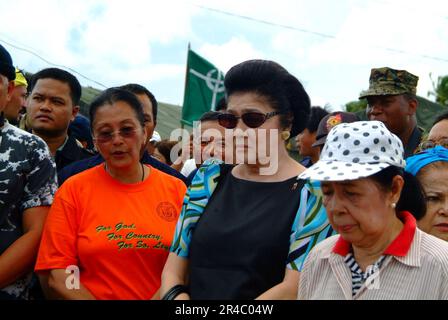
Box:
[217,111,282,129]
[419,138,448,151]
[94,127,140,143]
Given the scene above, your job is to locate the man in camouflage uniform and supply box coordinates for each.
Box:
[360,67,422,158]
[0,44,57,299]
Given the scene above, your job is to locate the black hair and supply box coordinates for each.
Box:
[305,106,330,133]
[120,83,158,123]
[29,68,82,106]
[154,139,178,166]
[215,97,227,111]
[89,87,145,129]
[402,93,418,102]
[199,111,220,122]
[224,60,310,137]
[370,166,426,220]
[432,111,448,127]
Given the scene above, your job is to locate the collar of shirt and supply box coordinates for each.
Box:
[330,211,418,263]
[55,135,82,163]
[405,126,424,158]
[56,135,69,153]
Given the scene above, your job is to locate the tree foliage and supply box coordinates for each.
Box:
[429,74,448,106]
[344,99,367,113]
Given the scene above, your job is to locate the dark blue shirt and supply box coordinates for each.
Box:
[58,151,187,186]
[299,156,314,168]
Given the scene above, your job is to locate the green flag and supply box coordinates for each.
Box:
[181,49,225,126]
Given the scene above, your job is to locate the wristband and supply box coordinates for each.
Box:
[161,285,189,300]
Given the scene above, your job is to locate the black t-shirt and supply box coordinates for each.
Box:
[188,169,304,299]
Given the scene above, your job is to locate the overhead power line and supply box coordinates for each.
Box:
[0,38,108,89]
[193,4,448,63]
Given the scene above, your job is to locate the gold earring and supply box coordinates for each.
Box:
[281,131,291,141]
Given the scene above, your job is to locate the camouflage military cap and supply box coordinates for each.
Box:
[359,67,419,99]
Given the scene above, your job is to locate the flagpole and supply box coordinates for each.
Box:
[180,43,191,131]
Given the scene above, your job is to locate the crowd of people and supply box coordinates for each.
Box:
[1,43,447,300]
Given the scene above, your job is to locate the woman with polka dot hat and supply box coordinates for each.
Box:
[298,120,448,300]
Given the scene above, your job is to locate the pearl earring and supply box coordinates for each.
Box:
[391,203,396,209]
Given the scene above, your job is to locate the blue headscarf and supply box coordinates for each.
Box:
[405,146,448,176]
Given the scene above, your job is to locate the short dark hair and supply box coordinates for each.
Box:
[224,60,310,137]
[402,93,418,102]
[154,139,178,166]
[199,111,220,122]
[29,68,82,106]
[89,87,145,129]
[370,166,426,220]
[432,111,448,127]
[120,83,158,123]
[305,106,330,133]
[215,97,227,111]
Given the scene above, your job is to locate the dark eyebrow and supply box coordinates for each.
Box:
[94,119,137,129]
[50,96,66,103]
[338,181,357,186]
[120,119,137,125]
[226,107,263,114]
[322,181,356,188]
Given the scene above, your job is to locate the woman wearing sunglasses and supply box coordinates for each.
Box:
[35,88,187,299]
[161,60,335,300]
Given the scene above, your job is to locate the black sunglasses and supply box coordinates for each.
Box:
[218,111,282,129]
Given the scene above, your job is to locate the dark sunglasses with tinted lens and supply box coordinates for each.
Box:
[419,138,448,151]
[218,111,282,129]
[94,127,139,144]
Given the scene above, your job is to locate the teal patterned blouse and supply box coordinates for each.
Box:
[170,159,336,271]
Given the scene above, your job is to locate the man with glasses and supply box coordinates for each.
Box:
[26,68,93,178]
[361,67,423,158]
[0,44,57,299]
[3,68,28,126]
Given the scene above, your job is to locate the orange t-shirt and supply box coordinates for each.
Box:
[35,164,187,300]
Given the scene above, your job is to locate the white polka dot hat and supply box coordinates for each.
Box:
[299,121,406,181]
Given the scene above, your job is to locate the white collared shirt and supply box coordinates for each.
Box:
[298,229,448,300]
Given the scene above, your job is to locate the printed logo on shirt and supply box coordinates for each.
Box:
[95,221,169,251]
[156,202,178,222]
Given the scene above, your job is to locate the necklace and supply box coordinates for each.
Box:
[104,162,145,182]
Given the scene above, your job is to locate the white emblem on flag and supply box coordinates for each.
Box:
[189,68,225,110]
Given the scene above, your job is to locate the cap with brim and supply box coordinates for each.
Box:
[359,87,410,99]
[311,112,361,148]
[311,135,327,148]
[14,68,28,87]
[299,121,405,181]
[150,131,161,143]
[359,67,418,99]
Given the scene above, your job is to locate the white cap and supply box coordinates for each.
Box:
[299,121,405,181]
[150,131,161,143]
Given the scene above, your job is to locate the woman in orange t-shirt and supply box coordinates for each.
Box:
[35,88,186,300]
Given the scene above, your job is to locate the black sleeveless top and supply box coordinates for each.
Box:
[188,168,304,299]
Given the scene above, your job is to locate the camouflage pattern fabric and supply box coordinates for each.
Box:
[360,67,419,99]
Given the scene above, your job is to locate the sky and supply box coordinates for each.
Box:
[1,0,448,111]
